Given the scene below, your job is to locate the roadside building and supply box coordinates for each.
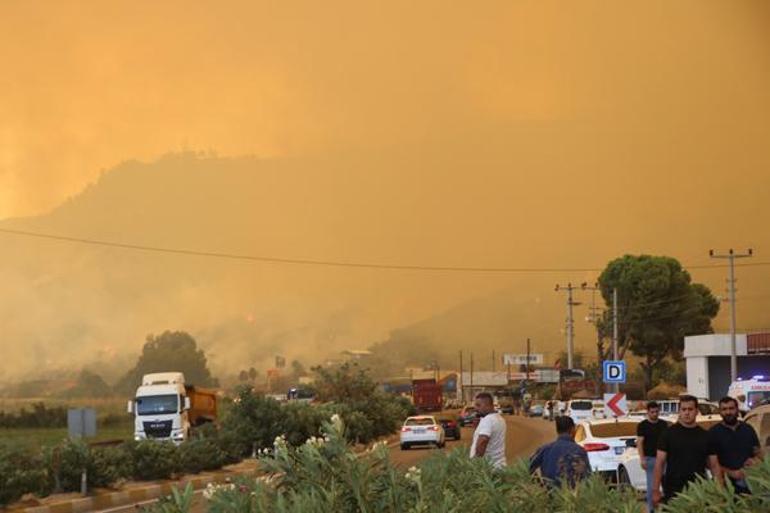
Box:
[685,332,770,400]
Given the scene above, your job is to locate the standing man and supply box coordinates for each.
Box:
[529,416,591,487]
[652,395,720,506]
[708,396,761,494]
[637,401,668,512]
[469,392,507,468]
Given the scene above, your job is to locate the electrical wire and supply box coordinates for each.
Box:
[1,227,769,274]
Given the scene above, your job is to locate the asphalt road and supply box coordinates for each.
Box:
[389,413,556,468]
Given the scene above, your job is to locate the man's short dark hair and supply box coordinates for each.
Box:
[679,395,699,408]
[719,396,739,408]
[646,401,659,410]
[475,392,493,405]
[555,416,575,435]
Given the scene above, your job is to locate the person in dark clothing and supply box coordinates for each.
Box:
[637,401,668,512]
[529,416,591,487]
[652,395,720,506]
[708,396,761,494]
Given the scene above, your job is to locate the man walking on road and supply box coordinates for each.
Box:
[708,396,761,494]
[529,416,591,487]
[637,401,668,512]
[469,392,507,468]
[652,395,720,506]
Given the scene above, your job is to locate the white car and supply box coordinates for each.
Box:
[574,418,640,479]
[592,400,606,419]
[400,415,445,450]
[616,416,721,491]
[566,399,595,424]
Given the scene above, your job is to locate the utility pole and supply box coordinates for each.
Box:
[526,338,531,381]
[469,352,474,401]
[710,248,753,383]
[612,288,619,393]
[459,351,464,403]
[555,283,582,369]
[582,282,604,394]
[492,350,496,372]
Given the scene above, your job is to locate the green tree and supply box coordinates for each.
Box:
[311,363,377,403]
[248,367,258,381]
[598,255,719,393]
[238,370,249,382]
[115,331,218,394]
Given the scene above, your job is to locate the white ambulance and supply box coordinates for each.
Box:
[728,376,770,413]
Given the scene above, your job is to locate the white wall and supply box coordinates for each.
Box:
[684,334,748,358]
[686,356,709,399]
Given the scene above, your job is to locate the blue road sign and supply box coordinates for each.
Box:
[603,361,626,384]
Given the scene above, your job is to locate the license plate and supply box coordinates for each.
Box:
[614,447,625,455]
[414,428,426,434]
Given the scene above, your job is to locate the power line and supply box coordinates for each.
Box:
[1,226,770,274]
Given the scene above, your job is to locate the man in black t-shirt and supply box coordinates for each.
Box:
[652,395,719,506]
[708,396,761,494]
[636,401,667,512]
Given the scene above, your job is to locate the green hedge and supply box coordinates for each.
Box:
[0,390,412,506]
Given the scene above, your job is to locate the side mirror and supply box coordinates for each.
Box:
[184,397,191,411]
[127,400,133,414]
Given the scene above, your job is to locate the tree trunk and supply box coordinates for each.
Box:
[642,357,655,397]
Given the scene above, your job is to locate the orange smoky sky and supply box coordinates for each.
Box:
[1,1,770,378]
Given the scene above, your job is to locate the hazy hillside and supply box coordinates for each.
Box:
[1,152,768,385]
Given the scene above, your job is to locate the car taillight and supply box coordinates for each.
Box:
[428,425,439,431]
[583,443,610,452]
[401,426,411,432]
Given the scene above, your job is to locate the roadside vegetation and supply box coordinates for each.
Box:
[154,416,770,513]
[0,364,413,507]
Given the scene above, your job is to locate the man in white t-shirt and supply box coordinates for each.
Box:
[469,392,507,468]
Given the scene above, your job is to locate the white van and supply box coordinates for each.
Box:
[728,376,770,413]
[566,399,595,423]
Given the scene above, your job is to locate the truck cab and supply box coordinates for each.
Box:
[128,372,216,444]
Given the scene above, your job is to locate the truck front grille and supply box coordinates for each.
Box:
[143,420,173,438]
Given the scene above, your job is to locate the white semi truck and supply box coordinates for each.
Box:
[127,372,217,444]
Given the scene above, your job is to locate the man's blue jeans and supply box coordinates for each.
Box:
[644,456,657,512]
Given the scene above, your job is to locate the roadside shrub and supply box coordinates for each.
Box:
[0,442,49,506]
[220,387,284,456]
[179,437,227,474]
[88,445,132,488]
[0,402,67,428]
[45,439,90,492]
[125,440,180,480]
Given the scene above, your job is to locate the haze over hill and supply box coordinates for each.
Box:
[1,152,769,384]
[2,1,770,383]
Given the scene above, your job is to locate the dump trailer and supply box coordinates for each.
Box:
[412,378,443,412]
[127,372,217,444]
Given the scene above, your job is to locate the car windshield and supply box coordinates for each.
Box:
[590,422,639,438]
[136,394,178,415]
[406,418,435,426]
[571,401,593,411]
[747,391,770,409]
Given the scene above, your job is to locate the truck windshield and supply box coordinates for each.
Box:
[570,401,593,411]
[136,394,179,415]
[747,391,770,409]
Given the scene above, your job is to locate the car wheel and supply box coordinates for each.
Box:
[400,443,409,451]
[617,466,632,490]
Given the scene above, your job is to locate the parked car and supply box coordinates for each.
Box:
[616,417,720,491]
[528,404,544,417]
[566,399,595,424]
[592,400,606,419]
[457,406,479,427]
[574,418,641,481]
[400,416,445,450]
[438,417,462,440]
